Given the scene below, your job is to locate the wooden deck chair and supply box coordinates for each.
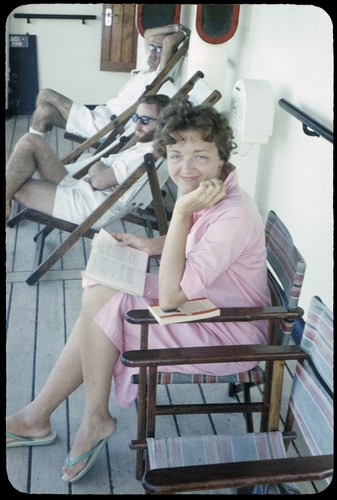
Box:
[122,296,333,494]
[62,36,190,163]
[6,153,169,286]
[64,67,215,172]
[121,210,306,479]
[6,74,220,286]
[61,63,203,168]
[61,76,175,166]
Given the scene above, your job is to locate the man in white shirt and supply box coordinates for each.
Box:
[6,95,170,227]
[28,24,188,139]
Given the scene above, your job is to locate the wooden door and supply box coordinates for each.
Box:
[100,4,138,72]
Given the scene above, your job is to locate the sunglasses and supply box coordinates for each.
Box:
[132,113,158,126]
[148,43,162,53]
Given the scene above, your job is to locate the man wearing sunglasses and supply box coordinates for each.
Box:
[6,95,170,227]
[26,24,189,141]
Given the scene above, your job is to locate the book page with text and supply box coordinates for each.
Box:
[86,229,148,295]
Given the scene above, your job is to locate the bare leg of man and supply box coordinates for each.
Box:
[31,89,73,133]
[6,133,68,219]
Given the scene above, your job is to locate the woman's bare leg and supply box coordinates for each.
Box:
[61,285,120,481]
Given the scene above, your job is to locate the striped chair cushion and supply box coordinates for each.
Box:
[265,211,306,346]
[289,363,333,456]
[147,432,286,494]
[299,296,333,392]
[131,364,265,385]
[290,297,333,458]
[265,211,306,310]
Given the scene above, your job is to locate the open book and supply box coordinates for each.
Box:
[85,228,148,296]
[148,298,220,325]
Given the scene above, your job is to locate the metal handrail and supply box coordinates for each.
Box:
[278,98,333,143]
[14,14,96,24]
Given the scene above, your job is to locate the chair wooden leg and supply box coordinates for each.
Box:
[135,365,147,480]
[228,382,238,397]
[133,324,150,479]
[33,224,54,243]
[136,449,145,481]
[33,231,47,269]
[32,225,55,269]
[267,360,285,431]
[145,216,154,238]
[243,383,254,432]
[260,360,273,432]
[229,382,255,432]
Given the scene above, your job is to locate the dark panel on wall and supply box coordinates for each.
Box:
[8,34,39,114]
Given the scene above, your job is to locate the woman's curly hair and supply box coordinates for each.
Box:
[153,95,235,162]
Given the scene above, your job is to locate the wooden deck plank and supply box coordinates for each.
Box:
[6,281,38,413]
[5,225,16,273]
[7,217,40,272]
[6,115,30,158]
[6,281,40,494]
[6,269,83,284]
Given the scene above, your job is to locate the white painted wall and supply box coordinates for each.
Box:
[6,4,333,314]
[7,4,134,104]
[222,5,333,315]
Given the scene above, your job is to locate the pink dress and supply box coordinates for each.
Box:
[83,168,271,408]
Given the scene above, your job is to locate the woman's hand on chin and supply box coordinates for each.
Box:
[177,178,226,215]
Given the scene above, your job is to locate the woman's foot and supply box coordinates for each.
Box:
[61,416,117,482]
[6,407,52,445]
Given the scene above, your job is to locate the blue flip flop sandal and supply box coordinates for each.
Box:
[6,430,57,448]
[63,438,108,483]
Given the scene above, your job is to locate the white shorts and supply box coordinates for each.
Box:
[66,103,113,138]
[53,174,124,228]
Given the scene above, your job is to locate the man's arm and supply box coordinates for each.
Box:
[144,24,190,69]
[160,31,186,69]
[87,143,151,190]
[87,161,118,190]
[144,24,189,41]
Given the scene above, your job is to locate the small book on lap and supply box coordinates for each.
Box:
[148,298,220,325]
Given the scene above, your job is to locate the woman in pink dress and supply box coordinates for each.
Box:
[6,97,271,483]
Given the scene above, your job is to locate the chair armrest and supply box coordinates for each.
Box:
[125,305,304,325]
[142,455,333,494]
[121,344,308,368]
